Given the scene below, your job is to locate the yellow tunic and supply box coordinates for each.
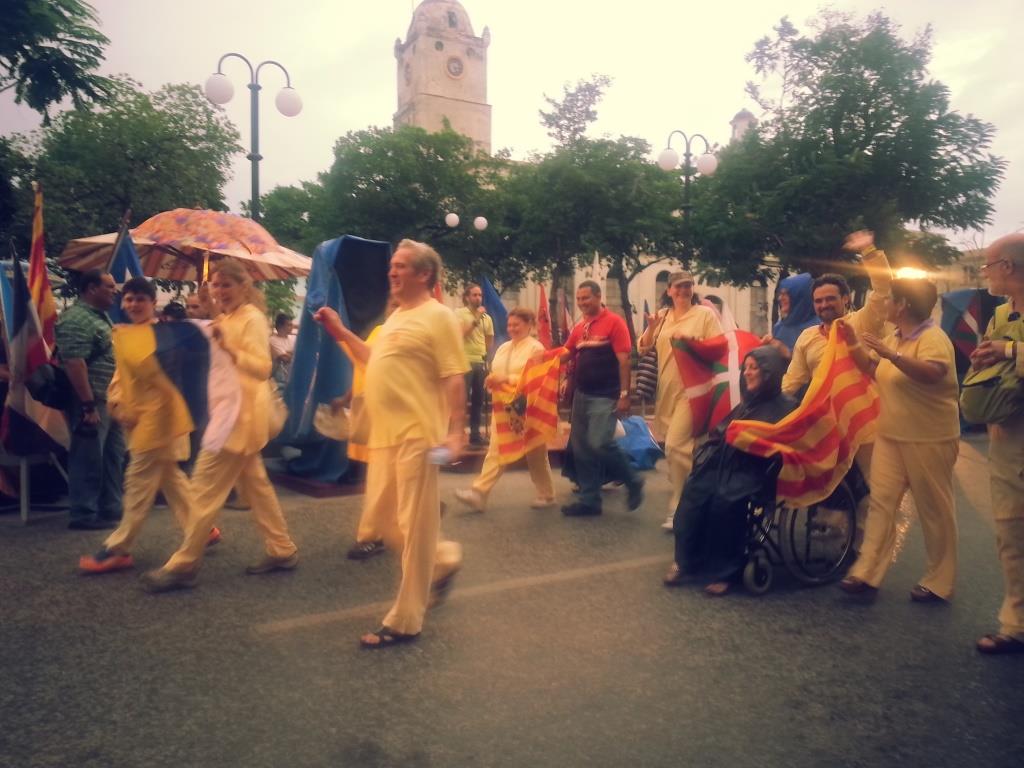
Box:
[643,305,722,438]
[874,325,959,442]
[215,304,274,456]
[490,336,545,386]
[365,300,468,449]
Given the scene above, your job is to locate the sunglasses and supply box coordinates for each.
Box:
[980,258,1009,272]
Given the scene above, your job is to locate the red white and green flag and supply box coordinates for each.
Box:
[672,330,762,437]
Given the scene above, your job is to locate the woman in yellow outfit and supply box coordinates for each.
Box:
[141,260,298,592]
[454,307,555,512]
[637,271,722,529]
[838,278,960,602]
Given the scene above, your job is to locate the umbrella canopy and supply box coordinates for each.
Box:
[59,208,311,281]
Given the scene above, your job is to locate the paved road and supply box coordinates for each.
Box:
[1,434,1022,767]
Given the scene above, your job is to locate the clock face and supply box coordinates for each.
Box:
[446,57,464,77]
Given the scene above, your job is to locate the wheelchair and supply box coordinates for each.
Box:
[741,479,858,595]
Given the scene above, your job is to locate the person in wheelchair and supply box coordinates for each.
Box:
[663,346,797,596]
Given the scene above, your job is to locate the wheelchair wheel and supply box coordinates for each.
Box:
[742,551,774,595]
[781,481,857,585]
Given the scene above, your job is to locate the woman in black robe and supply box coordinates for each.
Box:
[663,345,796,595]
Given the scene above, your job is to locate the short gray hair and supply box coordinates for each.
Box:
[396,238,443,290]
[577,279,601,297]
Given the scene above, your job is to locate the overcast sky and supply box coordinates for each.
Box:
[3,0,1020,246]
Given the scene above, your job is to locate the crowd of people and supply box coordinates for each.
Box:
[50,230,1023,655]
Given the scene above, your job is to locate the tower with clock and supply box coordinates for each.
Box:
[394,0,492,154]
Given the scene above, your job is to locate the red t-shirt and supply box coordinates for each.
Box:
[566,308,631,398]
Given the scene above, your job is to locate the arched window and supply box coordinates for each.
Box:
[448,11,457,27]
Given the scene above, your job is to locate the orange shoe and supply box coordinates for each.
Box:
[206,527,222,547]
[79,548,134,574]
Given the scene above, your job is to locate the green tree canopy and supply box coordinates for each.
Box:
[4,78,241,259]
[538,74,613,148]
[690,12,1006,281]
[1,0,115,120]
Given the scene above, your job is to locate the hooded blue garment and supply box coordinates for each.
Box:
[277,235,391,482]
[108,233,144,323]
[772,273,818,351]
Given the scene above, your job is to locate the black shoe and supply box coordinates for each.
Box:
[561,502,601,517]
[468,435,486,447]
[68,517,117,531]
[627,479,645,511]
[347,540,385,561]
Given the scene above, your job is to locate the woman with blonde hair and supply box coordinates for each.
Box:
[141,259,298,592]
[637,270,722,529]
[454,307,555,511]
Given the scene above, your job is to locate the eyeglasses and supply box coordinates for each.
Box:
[980,258,1009,272]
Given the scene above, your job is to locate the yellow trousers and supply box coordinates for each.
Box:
[366,439,462,636]
[164,449,296,573]
[989,420,1024,638]
[850,436,959,598]
[665,401,695,515]
[471,435,553,503]
[104,449,192,554]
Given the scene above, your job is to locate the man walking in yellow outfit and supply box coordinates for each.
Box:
[972,234,1024,654]
[316,239,468,648]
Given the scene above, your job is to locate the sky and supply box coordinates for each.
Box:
[2,0,1021,247]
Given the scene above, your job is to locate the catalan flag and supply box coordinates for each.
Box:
[28,182,57,349]
[111,322,210,454]
[489,347,562,465]
[725,324,879,507]
[673,329,762,436]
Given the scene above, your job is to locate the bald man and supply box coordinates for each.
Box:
[972,234,1024,655]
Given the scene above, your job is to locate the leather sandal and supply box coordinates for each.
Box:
[360,626,419,649]
[976,633,1024,655]
[704,582,731,597]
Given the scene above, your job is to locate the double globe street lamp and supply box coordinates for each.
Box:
[204,53,302,221]
[657,130,718,260]
[445,212,489,232]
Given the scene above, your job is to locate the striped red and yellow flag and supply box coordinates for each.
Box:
[725,324,879,507]
[28,183,57,350]
[489,347,562,465]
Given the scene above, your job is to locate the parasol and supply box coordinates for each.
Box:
[60,208,310,281]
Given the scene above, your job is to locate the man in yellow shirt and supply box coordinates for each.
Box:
[778,231,892,398]
[455,283,494,446]
[972,234,1024,654]
[316,239,468,648]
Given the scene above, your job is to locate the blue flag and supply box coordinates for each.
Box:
[479,276,508,348]
[108,223,144,323]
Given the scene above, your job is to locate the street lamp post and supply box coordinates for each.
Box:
[204,53,302,221]
[657,131,718,261]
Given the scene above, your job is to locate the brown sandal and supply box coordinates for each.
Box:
[976,633,1024,655]
[360,627,419,649]
[704,582,731,597]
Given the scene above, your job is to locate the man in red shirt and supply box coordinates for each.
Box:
[561,280,644,516]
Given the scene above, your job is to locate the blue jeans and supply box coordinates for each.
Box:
[67,401,126,522]
[569,391,638,509]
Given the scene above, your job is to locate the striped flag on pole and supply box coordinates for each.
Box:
[537,283,552,349]
[488,347,562,465]
[672,330,762,437]
[28,182,57,350]
[725,324,879,507]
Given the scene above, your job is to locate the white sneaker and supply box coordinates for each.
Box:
[454,488,484,512]
[530,497,555,509]
[661,513,674,531]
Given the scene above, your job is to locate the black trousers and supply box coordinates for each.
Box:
[467,362,487,440]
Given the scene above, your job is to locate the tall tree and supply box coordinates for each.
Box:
[538,74,612,148]
[1,0,115,120]
[691,12,1005,281]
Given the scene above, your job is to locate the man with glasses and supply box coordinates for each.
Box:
[972,235,1024,655]
[561,280,644,517]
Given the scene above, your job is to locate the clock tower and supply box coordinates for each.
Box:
[394,0,492,154]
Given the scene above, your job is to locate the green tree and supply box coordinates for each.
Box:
[691,12,1006,281]
[538,74,612,148]
[1,0,115,120]
[8,78,241,259]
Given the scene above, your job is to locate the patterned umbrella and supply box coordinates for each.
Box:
[60,208,310,281]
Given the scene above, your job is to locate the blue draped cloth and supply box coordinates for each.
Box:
[771,273,818,351]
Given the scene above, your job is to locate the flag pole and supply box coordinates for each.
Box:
[105,208,132,273]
